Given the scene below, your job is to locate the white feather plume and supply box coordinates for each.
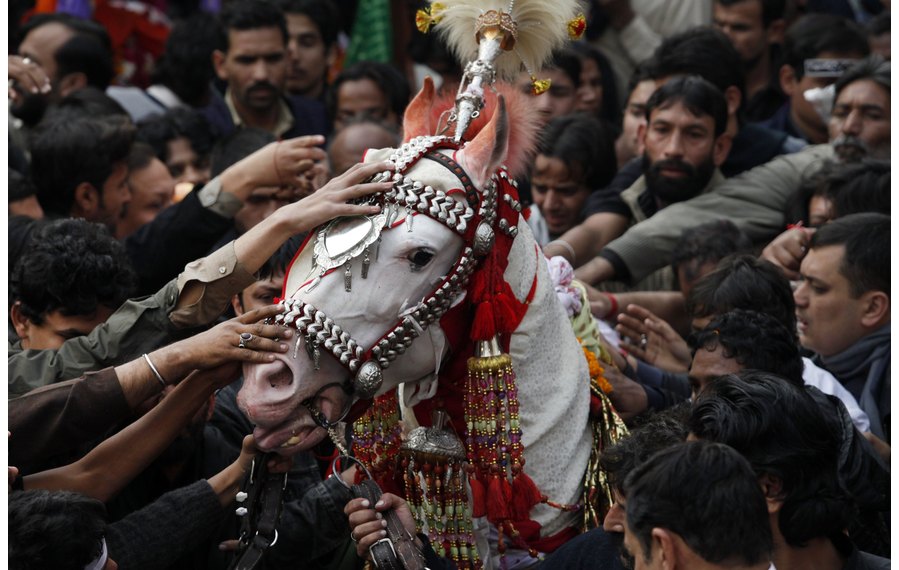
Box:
[432,0,584,80]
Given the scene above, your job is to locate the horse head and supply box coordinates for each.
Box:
[239,78,538,454]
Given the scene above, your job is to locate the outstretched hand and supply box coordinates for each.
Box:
[344,493,419,560]
[159,305,293,382]
[276,160,396,235]
[616,304,691,373]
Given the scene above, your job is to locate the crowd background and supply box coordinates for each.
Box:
[5,0,892,569]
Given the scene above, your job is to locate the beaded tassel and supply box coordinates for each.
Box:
[352,389,402,484]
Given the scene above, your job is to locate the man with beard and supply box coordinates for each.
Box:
[594,75,731,292]
[576,55,889,289]
[201,0,328,140]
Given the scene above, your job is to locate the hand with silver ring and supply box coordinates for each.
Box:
[238,332,254,349]
[639,333,648,349]
[344,493,419,559]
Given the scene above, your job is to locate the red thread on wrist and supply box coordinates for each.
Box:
[603,292,618,316]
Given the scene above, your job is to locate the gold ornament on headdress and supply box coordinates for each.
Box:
[415,2,445,33]
[530,76,551,95]
[567,13,587,40]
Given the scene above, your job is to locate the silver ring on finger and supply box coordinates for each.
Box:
[350,530,359,544]
[22,57,32,65]
[640,333,648,349]
[239,332,253,349]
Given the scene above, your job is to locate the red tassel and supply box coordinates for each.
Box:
[468,267,489,304]
[493,291,522,333]
[469,476,487,518]
[511,471,544,520]
[471,301,496,341]
[487,475,512,522]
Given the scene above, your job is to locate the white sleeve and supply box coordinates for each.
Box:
[802,357,870,433]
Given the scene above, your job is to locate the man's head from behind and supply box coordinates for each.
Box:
[687,254,797,335]
[689,371,851,547]
[213,0,289,115]
[30,115,134,233]
[327,117,402,177]
[623,441,773,570]
[532,114,617,237]
[640,75,731,205]
[795,212,889,357]
[689,309,804,398]
[9,489,115,570]
[599,405,690,563]
[829,55,890,163]
[10,219,136,350]
[670,219,752,298]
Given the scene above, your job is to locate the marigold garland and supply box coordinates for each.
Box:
[581,344,613,394]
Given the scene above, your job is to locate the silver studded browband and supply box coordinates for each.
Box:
[275,134,499,400]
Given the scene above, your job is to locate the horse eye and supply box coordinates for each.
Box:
[408,249,435,271]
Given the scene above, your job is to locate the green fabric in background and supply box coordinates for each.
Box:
[345,0,393,64]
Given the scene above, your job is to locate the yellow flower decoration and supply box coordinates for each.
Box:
[582,344,613,394]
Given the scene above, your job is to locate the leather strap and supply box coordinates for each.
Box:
[423,150,480,209]
[351,479,427,570]
[229,453,288,570]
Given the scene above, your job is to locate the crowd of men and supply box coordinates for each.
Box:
[6,0,891,569]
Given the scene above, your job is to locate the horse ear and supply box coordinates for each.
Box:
[402,76,437,141]
[458,95,510,188]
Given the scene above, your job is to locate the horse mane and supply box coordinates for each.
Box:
[403,83,540,179]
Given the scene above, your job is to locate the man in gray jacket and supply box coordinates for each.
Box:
[576,55,889,287]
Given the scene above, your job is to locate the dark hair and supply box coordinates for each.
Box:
[670,219,752,275]
[829,159,890,218]
[30,115,135,217]
[327,61,411,124]
[833,54,889,101]
[689,371,852,547]
[687,254,797,333]
[276,0,341,48]
[210,127,276,177]
[626,59,656,100]
[599,409,688,494]
[650,27,745,107]
[866,11,890,36]
[11,218,135,324]
[41,86,129,124]
[136,108,216,164]
[536,114,617,190]
[127,141,159,173]
[782,14,869,80]
[151,12,220,106]
[571,42,621,126]
[18,14,114,88]
[624,441,773,565]
[546,48,582,88]
[809,212,889,297]
[716,0,786,26]
[9,168,36,203]
[216,0,289,51]
[9,490,108,570]
[692,309,804,385]
[258,234,305,281]
[645,75,728,136]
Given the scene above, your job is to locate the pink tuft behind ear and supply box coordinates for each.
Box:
[457,96,510,188]
[402,77,437,141]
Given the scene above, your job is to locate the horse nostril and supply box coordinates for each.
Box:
[267,362,293,389]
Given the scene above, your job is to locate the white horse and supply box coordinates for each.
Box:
[239,81,592,565]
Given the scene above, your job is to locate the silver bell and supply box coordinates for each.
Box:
[473,221,495,256]
[353,360,383,399]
